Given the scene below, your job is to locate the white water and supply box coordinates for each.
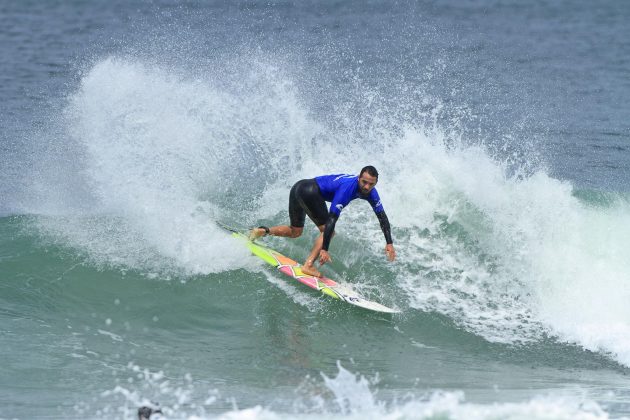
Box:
[90,362,619,420]
[29,56,630,367]
[378,127,630,364]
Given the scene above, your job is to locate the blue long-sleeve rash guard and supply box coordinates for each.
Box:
[316,174,384,215]
[315,174,392,251]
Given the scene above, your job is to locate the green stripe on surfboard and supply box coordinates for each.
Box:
[238,233,279,267]
[217,222,400,313]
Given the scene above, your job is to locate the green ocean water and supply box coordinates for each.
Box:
[3,200,630,418]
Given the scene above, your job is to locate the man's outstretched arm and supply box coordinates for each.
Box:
[376,211,396,261]
[322,212,339,252]
[315,213,339,266]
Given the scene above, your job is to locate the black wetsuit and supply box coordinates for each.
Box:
[289,175,393,251]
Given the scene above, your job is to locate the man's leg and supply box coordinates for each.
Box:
[250,179,329,277]
[301,225,324,277]
[250,225,302,239]
[301,225,335,277]
[250,180,306,240]
[297,180,331,277]
[253,224,326,278]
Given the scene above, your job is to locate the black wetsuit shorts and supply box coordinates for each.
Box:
[289,179,329,228]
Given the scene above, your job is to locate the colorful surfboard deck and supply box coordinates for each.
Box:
[218,222,400,314]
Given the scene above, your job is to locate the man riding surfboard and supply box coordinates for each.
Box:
[251,166,396,277]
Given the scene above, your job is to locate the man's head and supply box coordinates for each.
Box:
[358,166,378,195]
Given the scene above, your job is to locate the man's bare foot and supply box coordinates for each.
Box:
[249,227,267,240]
[301,262,322,277]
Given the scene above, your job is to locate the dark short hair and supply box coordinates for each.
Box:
[359,165,379,179]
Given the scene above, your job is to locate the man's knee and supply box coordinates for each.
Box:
[289,227,303,238]
[316,225,333,236]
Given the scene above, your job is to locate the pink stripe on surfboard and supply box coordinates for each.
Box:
[296,276,318,288]
[278,265,338,289]
[279,266,294,276]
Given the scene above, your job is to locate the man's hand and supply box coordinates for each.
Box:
[318,249,332,265]
[385,244,396,262]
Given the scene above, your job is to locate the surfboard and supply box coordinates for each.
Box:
[218,223,400,314]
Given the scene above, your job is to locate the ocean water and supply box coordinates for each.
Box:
[2,0,630,418]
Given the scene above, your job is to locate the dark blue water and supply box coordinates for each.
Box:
[2,1,630,419]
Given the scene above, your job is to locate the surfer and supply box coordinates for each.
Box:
[251,166,396,277]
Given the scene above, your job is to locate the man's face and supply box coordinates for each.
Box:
[358,172,378,195]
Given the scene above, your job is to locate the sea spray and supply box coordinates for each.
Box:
[27,55,630,369]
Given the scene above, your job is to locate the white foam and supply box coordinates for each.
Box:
[32,56,321,275]
[373,127,630,364]
[89,362,619,420]
[221,363,616,420]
